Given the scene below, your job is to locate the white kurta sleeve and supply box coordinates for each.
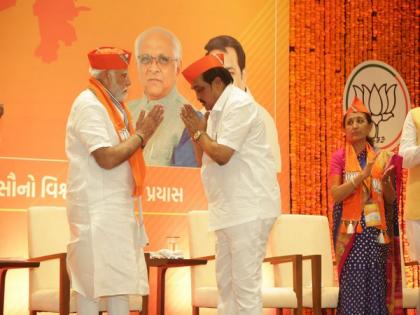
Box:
[399,110,420,168]
[217,101,256,151]
[259,105,281,172]
[74,102,113,153]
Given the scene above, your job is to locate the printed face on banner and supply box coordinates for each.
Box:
[0,0,288,209]
[136,31,181,100]
[209,47,246,90]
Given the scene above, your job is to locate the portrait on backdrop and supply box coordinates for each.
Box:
[128,27,198,168]
[204,35,281,171]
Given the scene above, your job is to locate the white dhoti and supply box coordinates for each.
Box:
[67,199,149,299]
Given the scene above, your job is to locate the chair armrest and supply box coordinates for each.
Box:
[264,254,303,314]
[405,260,419,266]
[302,254,322,313]
[28,252,69,315]
[28,252,67,262]
[264,254,301,264]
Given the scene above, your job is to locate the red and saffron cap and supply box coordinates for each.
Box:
[88,46,131,70]
[182,54,224,84]
[346,97,369,115]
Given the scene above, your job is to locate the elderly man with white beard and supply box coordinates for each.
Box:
[65,47,163,314]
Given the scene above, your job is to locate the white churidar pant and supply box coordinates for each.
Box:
[77,293,130,315]
[215,217,276,315]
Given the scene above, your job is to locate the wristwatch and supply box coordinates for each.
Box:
[193,130,204,142]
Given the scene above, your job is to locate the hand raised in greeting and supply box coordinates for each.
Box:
[180,104,208,137]
[136,104,164,146]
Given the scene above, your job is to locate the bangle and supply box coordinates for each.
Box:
[350,177,357,189]
[136,133,145,149]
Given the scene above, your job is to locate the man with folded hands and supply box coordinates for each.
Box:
[180,54,280,315]
[65,46,163,314]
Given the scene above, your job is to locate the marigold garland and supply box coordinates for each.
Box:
[290,1,419,313]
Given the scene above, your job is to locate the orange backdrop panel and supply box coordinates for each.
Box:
[0,0,289,314]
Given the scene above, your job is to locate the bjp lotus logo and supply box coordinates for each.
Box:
[343,61,410,150]
[353,83,397,143]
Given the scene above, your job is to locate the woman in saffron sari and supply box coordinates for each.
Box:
[329,97,402,314]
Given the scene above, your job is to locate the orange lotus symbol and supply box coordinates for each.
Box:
[353,83,397,143]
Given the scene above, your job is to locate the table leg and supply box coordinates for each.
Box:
[0,269,8,315]
[156,267,168,315]
[141,295,148,315]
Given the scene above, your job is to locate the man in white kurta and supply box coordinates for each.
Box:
[399,108,420,260]
[65,47,163,314]
[180,54,280,315]
[399,107,420,313]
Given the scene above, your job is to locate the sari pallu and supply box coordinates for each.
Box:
[332,148,403,314]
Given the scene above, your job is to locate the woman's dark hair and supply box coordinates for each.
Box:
[202,67,234,86]
[342,112,375,147]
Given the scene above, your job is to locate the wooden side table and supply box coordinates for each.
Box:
[144,254,207,315]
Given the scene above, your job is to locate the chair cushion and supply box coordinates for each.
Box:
[403,287,420,308]
[30,290,142,311]
[262,287,298,308]
[193,287,218,308]
[193,286,298,309]
[302,286,339,308]
[30,289,78,312]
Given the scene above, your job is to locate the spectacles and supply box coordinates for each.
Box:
[138,54,177,65]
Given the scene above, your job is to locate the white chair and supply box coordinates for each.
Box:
[271,214,339,314]
[27,206,143,315]
[187,210,303,315]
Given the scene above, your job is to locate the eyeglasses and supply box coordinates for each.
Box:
[138,54,177,66]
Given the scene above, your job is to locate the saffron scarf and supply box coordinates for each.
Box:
[88,77,145,196]
[341,142,388,231]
